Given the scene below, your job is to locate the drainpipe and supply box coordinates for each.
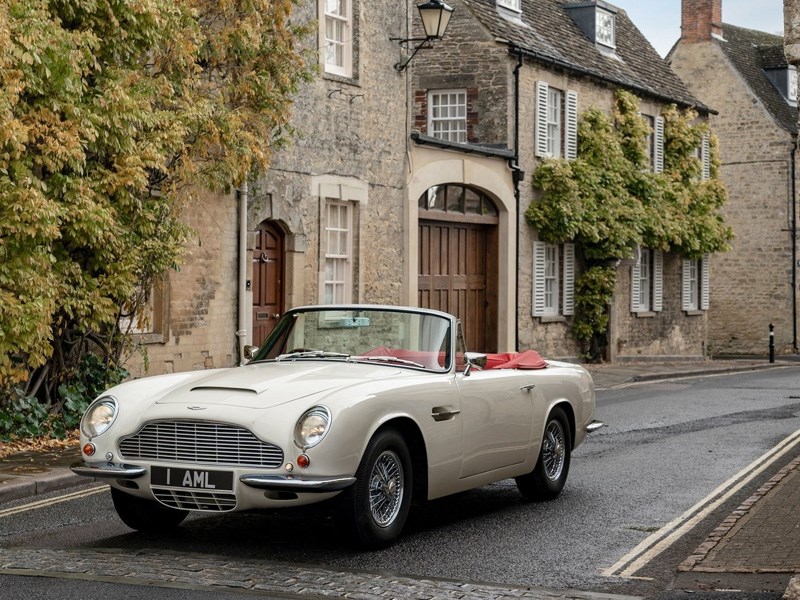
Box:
[792,142,798,353]
[510,45,524,352]
[237,181,249,365]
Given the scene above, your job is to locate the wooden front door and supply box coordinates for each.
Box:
[418,185,499,352]
[252,221,284,346]
[418,219,498,352]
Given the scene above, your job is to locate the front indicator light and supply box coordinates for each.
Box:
[297,454,310,468]
[83,443,96,457]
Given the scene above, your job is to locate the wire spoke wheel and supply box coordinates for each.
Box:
[368,450,404,528]
[514,406,572,501]
[542,420,566,481]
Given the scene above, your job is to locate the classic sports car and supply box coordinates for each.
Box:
[72,305,601,548]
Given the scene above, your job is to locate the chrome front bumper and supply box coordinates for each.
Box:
[239,474,356,493]
[71,461,355,494]
[71,460,146,479]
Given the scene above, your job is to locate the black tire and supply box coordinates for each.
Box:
[516,406,572,501]
[111,487,188,532]
[340,429,413,549]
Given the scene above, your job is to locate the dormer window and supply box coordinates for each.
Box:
[595,7,615,48]
[564,1,618,53]
[497,0,521,11]
[765,66,798,106]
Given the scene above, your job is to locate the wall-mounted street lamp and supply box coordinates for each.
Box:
[392,0,454,72]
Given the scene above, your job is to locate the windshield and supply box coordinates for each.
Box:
[253,308,452,372]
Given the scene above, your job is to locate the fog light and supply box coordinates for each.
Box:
[83,443,96,457]
[285,463,294,472]
[297,454,310,468]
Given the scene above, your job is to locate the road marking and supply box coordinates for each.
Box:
[0,485,107,518]
[602,428,800,578]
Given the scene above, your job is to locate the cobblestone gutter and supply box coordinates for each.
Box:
[0,548,640,600]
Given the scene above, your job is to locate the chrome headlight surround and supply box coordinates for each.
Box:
[294,406,331,449]
[80,396,118,439]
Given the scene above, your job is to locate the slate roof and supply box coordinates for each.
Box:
[461,0,707,112]
[715,23,797,134]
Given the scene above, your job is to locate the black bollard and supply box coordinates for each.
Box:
[769,323,775,363]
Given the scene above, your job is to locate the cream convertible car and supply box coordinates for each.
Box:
[72,305,601,548]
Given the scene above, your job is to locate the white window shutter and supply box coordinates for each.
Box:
[630,262,641,313]
[533,241,546,316]
[681,259,692,311]
[653,250,663,312]
[654,116,665,174]
[535,81,549,158]
[565,91,578,160]
[562,243,575,315]
[701,133,711,180]
[700,254,710,310]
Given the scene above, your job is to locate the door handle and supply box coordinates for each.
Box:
[431,406,460,422]
[520,384,536,392]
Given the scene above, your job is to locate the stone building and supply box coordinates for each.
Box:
[408,0,717,360]
[125,0,729,377]
[125,0,411,375]
[671,0,800,355]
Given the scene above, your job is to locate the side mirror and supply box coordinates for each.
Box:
[463,352,487,375]
[243,345,259,361]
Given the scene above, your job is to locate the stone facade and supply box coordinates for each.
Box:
[671,0,799,355]
[126,0,726,376]
[125,190,239,376]
[409,0,712,361]
[126,0,410,376]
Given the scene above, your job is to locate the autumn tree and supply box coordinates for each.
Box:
[0,0,311,412]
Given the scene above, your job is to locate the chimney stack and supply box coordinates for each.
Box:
[681,0,723,43]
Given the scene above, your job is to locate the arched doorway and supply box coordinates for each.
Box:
[252,221,284,346]
[418,184,499,352]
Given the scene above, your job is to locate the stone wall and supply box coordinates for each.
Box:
[252,0,409,308]
[671,41,798,355]
[124,190,239,376]
[127,0,410,376]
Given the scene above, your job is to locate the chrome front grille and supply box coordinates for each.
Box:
[152,488,237,512]
[119,420,284,468]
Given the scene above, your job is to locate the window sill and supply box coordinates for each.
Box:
[132,331,167,345]
[539,315,567,324]
[684,310,705,317]
[634,311,656,318]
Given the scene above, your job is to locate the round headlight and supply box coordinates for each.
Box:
[81,396,118,438]
[294,406,331,449]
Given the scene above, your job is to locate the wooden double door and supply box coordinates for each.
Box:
[418,218,499,353]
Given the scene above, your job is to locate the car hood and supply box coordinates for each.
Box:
[152,361,406,410]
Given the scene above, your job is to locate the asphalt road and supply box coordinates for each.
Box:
[2,367,800,599]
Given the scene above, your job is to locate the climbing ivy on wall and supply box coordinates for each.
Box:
[526,90,733,358]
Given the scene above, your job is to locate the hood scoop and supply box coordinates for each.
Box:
[190,385,258,394]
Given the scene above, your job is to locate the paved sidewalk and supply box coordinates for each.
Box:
[0,358,798,599]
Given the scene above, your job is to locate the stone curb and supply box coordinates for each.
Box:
[0,471,88,504]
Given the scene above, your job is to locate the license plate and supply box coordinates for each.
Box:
[150,466,233,491]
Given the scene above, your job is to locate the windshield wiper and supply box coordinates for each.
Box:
[352,355,426,368]
[276,350,350,361]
